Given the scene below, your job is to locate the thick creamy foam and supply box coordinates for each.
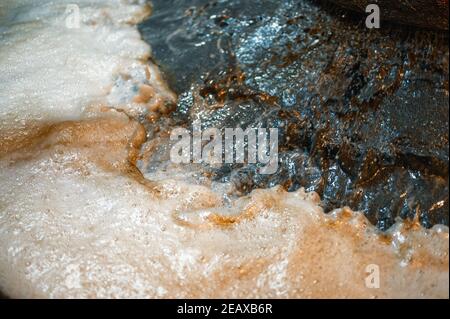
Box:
[0,0,174,153]
[0,0,448,298]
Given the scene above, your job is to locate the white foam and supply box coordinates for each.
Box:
[0,0,172,134]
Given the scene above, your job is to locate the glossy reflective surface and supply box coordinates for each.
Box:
[140,0,449,230]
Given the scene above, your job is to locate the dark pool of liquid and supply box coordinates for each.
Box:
[139,0,449,230]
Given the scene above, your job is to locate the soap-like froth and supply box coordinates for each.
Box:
[0,0,174,150]
[0,118,448,298]
[0,0,448,298]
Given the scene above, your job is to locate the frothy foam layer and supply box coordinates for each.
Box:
[0,0,174,154]
[0,0,448,298]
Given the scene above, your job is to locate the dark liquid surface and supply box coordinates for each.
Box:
[139,0,449,230]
